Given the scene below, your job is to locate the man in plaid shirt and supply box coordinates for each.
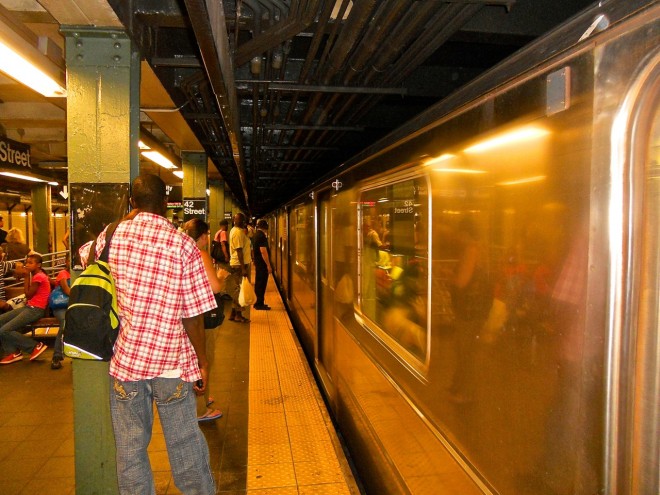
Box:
[95,174,216,495]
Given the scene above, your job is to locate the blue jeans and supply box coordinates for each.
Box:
[0,305,44,354]
[52,308,66,360]
[109,376,215,495]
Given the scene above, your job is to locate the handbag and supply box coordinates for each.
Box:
[238,277,257,307]
[48,286,69,310]
[210,240,226,263]
[204,293,225,329]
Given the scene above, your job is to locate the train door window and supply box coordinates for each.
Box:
[358,176,429,360]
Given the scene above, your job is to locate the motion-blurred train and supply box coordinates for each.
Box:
[266,1,658,493]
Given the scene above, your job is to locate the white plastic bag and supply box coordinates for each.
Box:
[238,277,257,307]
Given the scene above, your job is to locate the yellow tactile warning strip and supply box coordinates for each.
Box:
[247,278,360,494]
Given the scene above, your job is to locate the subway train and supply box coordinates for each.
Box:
[265,1,658,494]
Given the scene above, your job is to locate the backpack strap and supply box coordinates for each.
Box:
[87,220,122,266]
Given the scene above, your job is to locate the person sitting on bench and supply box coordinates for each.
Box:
[0,253,50,364]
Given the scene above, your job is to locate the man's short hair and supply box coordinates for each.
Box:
[132,174,166,209]
[257,219,268,229]
[220,219,229,227]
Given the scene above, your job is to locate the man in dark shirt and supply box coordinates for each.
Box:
[253,219,272,310]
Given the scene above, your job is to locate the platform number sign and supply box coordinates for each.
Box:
[183,198,207,222]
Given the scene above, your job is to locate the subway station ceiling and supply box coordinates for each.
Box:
[0,0,595,216]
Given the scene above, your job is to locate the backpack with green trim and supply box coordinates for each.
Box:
[63,221,120,361]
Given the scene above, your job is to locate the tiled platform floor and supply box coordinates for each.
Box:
[0,275,359,494]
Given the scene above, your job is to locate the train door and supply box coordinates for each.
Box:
[606,48,660,495]
[316,189,335,399]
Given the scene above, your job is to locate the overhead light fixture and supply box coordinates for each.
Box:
[172,170,184,179]
[141,150,176,169]
[0,171,58,185]
[139,130,180,170]
[0,14,66,98]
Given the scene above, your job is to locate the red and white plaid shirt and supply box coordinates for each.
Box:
[95,212,215,382]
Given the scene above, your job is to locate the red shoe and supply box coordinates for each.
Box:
[0,352,23,365]
[29,342,47,361]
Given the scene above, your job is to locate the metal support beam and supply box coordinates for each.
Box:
[260,124,364,131]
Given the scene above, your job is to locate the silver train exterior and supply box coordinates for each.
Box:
[266,1,659,494]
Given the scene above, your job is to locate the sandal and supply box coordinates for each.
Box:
[228,310,237,321]
[207,397,215,407]
[234,315,250,323]
[197,408,223,422]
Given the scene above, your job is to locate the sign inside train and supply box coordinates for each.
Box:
[0,137,31,169]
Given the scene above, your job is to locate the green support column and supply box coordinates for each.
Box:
[208,180,225,235]
[63,27,140,495]
[30,183,51,254]
[182,151,208,222]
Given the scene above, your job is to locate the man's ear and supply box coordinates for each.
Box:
[129,197,136,209]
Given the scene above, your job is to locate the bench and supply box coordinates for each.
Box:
[28,317,60,339]
[3,287,60,338]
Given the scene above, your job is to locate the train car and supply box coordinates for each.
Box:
[269,1,658,493]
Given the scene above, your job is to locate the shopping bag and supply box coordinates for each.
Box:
[238,277,257,307]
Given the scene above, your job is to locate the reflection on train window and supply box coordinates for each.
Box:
[359,177,429,360]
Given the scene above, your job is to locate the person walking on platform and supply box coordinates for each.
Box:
[0,253,49,364]
[253,219,273,310]
[228,212,251,323]
[94,174,216,495]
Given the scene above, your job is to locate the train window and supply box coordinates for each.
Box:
[358,177,429,360]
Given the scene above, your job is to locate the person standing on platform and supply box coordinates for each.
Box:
[183,218,225,422]
[253,219,273,310]
[0,216,7,245]
[228,212,251,323]
[95,174,216,495]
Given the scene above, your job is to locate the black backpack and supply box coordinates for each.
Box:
[63,221,121,361]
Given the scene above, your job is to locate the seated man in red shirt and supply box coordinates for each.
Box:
[0,253,49,364]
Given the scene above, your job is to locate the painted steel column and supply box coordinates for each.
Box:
[182,152,207,200]
[30,183,51,254]
[63,27,140,495]
[208,179,225,234]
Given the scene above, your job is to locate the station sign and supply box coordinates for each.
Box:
[0,136,31,170]
[183,197,207,221]
[166,185,182,208]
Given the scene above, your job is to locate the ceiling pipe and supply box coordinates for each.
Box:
[242,0,263,36]
[183,0,249,208]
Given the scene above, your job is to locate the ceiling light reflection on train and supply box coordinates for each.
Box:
[497,175,547,186]
[463,125,550,153]
[423,153,456,167]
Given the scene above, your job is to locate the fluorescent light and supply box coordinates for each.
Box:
[173,170,184,179]
[464,126,550,153]
[141,150,176,169]
[0,41,66,97]
[0,171,55,184]
[48,181,59,186]
[138,140,150,150]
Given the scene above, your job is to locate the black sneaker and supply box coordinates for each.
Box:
[254,304,271,310]
[51,358,62,370]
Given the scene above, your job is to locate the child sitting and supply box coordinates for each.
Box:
[0,253,50,364]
